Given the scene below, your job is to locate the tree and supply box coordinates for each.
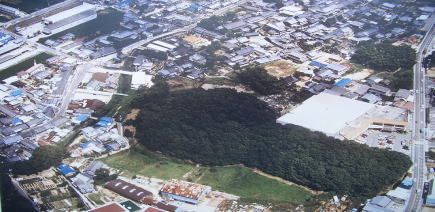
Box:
[197,12,237,32]
[12,145,67,175]
[387,69,413,90]
[140,49,167,61]
[94,168,117,185]
[237,66,287,95]
[124,129,134,137]
[0,156,36,212]
[127,86,412,204]
[351,42,416,72]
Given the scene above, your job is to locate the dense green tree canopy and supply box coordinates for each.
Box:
[197,12,237,32]
[129,86,412,202]
[351,42,416,71]
[94,168,117,185]
[237,67,287,95]
[11,145,67,175]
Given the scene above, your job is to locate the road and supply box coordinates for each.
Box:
[406,23,434,212]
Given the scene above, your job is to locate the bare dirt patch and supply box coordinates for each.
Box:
[126,109,140,121]
[343,69,374,80]
[201,83,253,93]
[166,77,200,91]
[124,109,140,140]
[264,60,297,78]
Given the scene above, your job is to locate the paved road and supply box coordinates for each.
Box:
[406,23,434,212]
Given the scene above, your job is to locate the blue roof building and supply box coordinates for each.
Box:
[100,117,113,123]
[80,141,93,149]
[398,177,413,189]
[187,4,206,12]
[96,121,109,127]
[309,61,327,68]
[58,164,76,177]
[334,78,352,87]
[11,118,23,125]
[115,0,133,7]
[75,114,90,123]
[0,36,13,44]
[9,90,22,96]
[96,117,113,128]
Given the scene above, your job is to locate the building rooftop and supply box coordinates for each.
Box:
[45,9,97,32]
[89,203,127,212]
[105,179,153,203]
[160,180,211,201]
[277,92,375,135]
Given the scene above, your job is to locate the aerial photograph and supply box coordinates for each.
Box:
[0,0,433,211]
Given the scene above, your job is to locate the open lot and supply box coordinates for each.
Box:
[102,147,314,204]
[264,60,297,78]
[100,148,198,180]
[356,130,411,155]
[193,166,313,204]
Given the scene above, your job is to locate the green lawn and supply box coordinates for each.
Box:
[101,149,197,180]
[195,166,313,204]
[102,148,314,204]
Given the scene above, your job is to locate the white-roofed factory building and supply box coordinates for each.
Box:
[131,72,154,89]
[277,92,375,137]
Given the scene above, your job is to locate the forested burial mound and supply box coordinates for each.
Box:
[126,83,412,202]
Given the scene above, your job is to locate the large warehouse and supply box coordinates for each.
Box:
[277,92,375,136]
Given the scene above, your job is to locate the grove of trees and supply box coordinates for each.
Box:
[128,85,412,203]
[197,12,237,32]
[237,66,287,95]
[10,145,67,175]
[351,42,416,72]
[94,168,118,185]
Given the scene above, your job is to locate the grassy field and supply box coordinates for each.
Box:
[194,166,313,204]
[101,149,198,180]
[102,147,314,204]
[0,53,53,80]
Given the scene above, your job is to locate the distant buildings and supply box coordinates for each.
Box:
[0,4,22,17]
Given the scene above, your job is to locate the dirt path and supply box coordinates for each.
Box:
[251,168,322,195]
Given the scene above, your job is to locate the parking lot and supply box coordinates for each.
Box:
[356,130,411,155]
